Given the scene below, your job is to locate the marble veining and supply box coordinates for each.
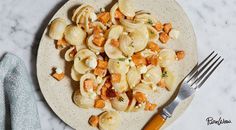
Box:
[0,0,236,129]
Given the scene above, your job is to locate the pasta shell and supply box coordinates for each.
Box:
[127,67,141,89]
[120,19,142,32]
[65,46,76,62]
[64,25,86,46]
[80,73,97,97]
[107,25,124,39]
[108,59,129,74]
[96,76,109,95]
[98,111,121,130]
[104,39,124,59]
[163,69,176,91]
[112,74,128,93]
[87,35,104,54]
[72,4,89,22]
[118,0,135,17]
[159,49,177,67]
[73,90,95,109]
[130,25,149,52]
[49,18,67,40]
[111,93,129,111]
[74,49,96,74]
[119,33,135,57]
[71,66,82,81]
[143,66,162,84]
[133,83,152,96]
[134,13,157,25]
[146,25,159,41]
[110,3,119,25]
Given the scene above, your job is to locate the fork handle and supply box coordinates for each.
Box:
[143,113,167,130]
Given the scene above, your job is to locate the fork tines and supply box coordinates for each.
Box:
[185,51,224,89]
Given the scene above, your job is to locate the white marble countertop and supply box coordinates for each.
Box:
[0,0,236,130]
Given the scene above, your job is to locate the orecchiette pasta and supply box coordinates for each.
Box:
[98,111,121,130]
[159,48,177,67]
[65,46,76,62]
[71,66,82,81]
[110,3,119,25]
[107,25,124,39]
[87,35,105,53]
[64,25,86,46]
[112,74,128,93]
[111,93,129,111]
[79,73,97,97]
[49,18,67,40]
[143,65,162,84]
[108,59,129,74]
[104,39,124,59]
[118,0,135,17]
[73,90,95,109]
[127,67,141,89]
[119,33,135,57]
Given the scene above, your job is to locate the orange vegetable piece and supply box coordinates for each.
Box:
[111,73,121,83]
[52,73,65,81]
[88,115,99,127]
[94,68,107,77]
[159,32,169,44]
[93,36,105,47]
[158,79,166,88]
[145,102,157,111]
[84,79,94,92]
[111,39,120,47]
[101,87,108,100]
[131,53,147,66]
[56,39,67,48]
[97,60,108,69]
[154,22,163,31]
[94,99,105,108]
[115,10,124,19]
[147,42,160,52]
[93,26,103,36]
[97,12,110,24]
[147,55,158,66]
[163,23,172,33]
[176,51,185,60]
[134,92,147,103]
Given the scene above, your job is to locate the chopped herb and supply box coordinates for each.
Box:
[117,58,126,61]
[147,19,153,25]
[162,71,168,78]
[118,97,124,102]
[150,31,154,34]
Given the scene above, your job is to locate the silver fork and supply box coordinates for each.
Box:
[143,51,224,130]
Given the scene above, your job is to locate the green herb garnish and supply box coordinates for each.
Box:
[147,19,153,25]
[117,58,126,61]
[162,71,168,78]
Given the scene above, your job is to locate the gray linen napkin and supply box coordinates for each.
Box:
[0,53,41,130]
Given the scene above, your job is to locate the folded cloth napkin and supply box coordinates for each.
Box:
[0,53,41,130]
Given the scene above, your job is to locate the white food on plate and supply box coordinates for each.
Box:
[98,111,121,130]
[64,25,86,46]
[49,18,67,40]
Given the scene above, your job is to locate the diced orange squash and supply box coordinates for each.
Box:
[115,10,124,19]
[94,99,105,108]
[154,22,163,31]
[101,87,108,100]
[176,51,185,60]
[158,79,166,88]
[131,53,147,66]
[147,55,158,66]
[94,68,107,77]
[159,32,169,44]
[56,39,67,48]
[97,12,110,24]
[111,39,120,47]
[104,82,112,88]
[93,26,103,36]
[88,115,99,127]
[145,102,157,111]
[52,73,65,81]
[134,92,147,103]
[93,36,105,47]
[147,42,160,52]
[97,60,108,69]
[111,73,121,83]
[163,23,172,33]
